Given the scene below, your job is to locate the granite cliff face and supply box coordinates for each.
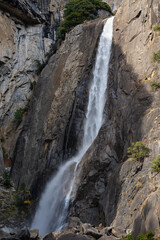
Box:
[1,0,160,237]
[11,18,105,191]
[0,0,68,171]
[69,0,160,236]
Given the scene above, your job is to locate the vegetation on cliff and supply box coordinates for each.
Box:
[152,50,160,63]
[152,155,160,172]
[150,81,160,90]
[153,24,160,32]
[14,107,28,126]
[57,0,112,40]
[123,231,156,240]
[127,142,150,162]
[3,170,12,188]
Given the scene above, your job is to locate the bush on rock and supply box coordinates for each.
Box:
[127,141,150,162]
[57,0,112,40]
[151,155,160,172]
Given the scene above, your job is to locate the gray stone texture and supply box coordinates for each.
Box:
[0,0,67,164]
[11,19,105,192]
[69,0,160,236]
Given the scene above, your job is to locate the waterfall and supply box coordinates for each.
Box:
[31,16,114,236]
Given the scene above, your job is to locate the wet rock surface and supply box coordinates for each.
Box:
[1,0,160,237]
[69,0,160,236]
[11,19,105,191]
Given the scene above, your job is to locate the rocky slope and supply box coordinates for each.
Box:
[0,223,123,240]
[70,0,160,236]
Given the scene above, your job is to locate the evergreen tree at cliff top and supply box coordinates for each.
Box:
[57,0,112,40]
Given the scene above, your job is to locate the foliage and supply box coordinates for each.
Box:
[35,60,45,74]
[57,0,112,40]
[3,170,12,188]
[153,25,160,32]
[150,81,160,90]
[122,232,155,240]
[2,147,8,160]
[152,50,160,63]
[0,183,32,223]
[122,235,134,240]
[151,155,160,172]
[145,231,155,240]
[14,183,31,209]
[136,232,155,240]
[14,108,24,125]
[14,107,28,126]
[127,141,150,162]
[30,81,36,90]
[136,234,145,240]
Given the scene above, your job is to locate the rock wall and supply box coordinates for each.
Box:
[110,0,160,235]
[105,0,122,12]
[70,0,160,236]
[0,9,47,162]
[0,0,67,166]
[0,144,4,175]
[2,0,160,236]
[0,0,45,24]
[11,19,105,192]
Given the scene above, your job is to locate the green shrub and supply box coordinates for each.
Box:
[127,141,150,162]
[136,234,145,240]
[145,231,155,240]
[35,60,45,74]
[122,235,134,240]
[14,183,31,208]
[2,147,8,160]
[150,81,160,90]
[136,232,155,240]
[14,107,28,126]
[151,155,160,172]
[153,25,160,31]
[30,81,36,90]
[152,50,160,63]
[14,108,24,125]
[3,170,12,188]
[122,232,155,240]
[57,0,112,40]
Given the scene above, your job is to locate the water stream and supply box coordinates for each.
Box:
[31,16,114,236]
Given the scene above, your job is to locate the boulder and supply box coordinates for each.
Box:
[99,236,118,240]
[0,229,11,239]
[43,232,55,240]
[57,233,91,240]
[30,229,39,239]
[15,229,30,240]
[68,217,83,232]
[82,224,102,239]
[111,227,126,238]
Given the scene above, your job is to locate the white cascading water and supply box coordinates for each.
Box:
[31,16,114,236]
